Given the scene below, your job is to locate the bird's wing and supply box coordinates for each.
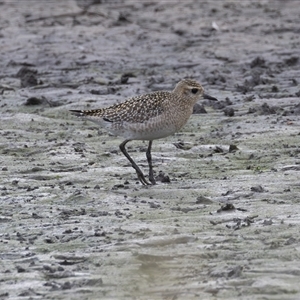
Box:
[70,91,169,124]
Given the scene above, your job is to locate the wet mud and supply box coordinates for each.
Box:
[1,1,300,299]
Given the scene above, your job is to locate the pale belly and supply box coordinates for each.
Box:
[90,110,193,141]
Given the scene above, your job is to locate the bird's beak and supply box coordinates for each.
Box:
[203,93,218,101]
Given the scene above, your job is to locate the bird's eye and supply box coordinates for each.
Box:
[191,88,198,94]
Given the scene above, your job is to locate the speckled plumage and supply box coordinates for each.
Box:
[70,79,216,185]
[72,79,205,140]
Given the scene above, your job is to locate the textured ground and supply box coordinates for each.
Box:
[1,0,300,299]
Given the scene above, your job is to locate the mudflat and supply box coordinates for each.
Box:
[1,1,300,299]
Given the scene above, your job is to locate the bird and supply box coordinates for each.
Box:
[70,79,217,185]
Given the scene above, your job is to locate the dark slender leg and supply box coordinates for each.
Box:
[146,140,156,185]
[119,140,151,185]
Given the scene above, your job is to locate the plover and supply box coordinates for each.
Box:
[70,79,217,185]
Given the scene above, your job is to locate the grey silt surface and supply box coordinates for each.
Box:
[1,1,300,299]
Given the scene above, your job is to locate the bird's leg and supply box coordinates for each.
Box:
[119,140,151,185]
[146,140,156,185]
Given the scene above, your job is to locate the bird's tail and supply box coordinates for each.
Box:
[69,109,85,117]
[70,109,105,117]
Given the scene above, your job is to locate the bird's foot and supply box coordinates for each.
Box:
[137,172,152,186]
[149,173,156,185]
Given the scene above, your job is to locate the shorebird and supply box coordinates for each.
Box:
[70,79,217,185]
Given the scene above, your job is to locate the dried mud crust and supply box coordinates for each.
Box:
[1,1,300,299]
